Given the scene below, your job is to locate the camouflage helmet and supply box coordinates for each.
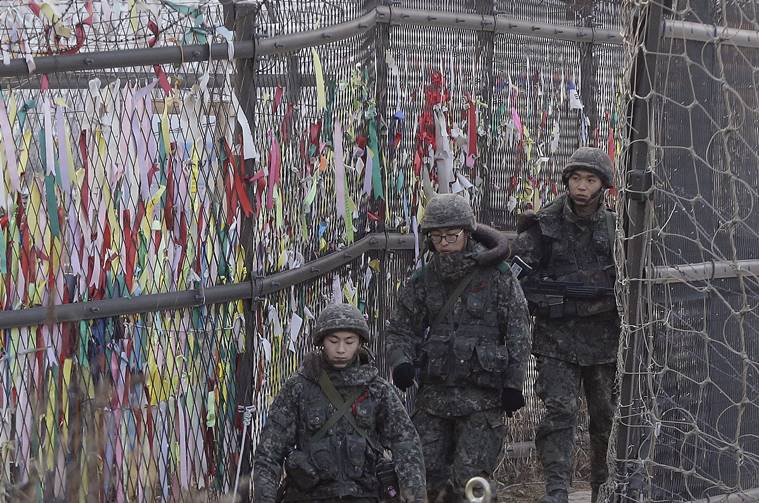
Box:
[561,147,614,188]
[312,303,370,345]
[421,194,476,233]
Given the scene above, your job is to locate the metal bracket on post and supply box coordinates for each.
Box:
[625,169,654,201]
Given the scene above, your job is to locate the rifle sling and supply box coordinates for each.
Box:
[313,371,383,453]
[430,272,477,332]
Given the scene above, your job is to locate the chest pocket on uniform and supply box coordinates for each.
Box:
[343,434,368,480]
[309,437,338,481]
[450,337,476,382]
[473,344,510,389]
[466,291,486,318]
[421,333,450,382]
[304,404,329,433]
[548,240,576,275]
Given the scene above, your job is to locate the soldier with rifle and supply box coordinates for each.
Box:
[253,303,427,503]
[511,147,620,503]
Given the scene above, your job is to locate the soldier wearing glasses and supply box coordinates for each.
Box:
[386,194,531,502]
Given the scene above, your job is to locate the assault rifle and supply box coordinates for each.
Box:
[511,256,616,318]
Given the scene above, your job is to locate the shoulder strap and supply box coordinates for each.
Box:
[540,223,554,272]
[313,371,383,453]
[430,272,476,332]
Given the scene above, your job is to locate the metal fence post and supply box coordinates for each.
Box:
[231,1,260,490]
[577,0,600,145]
[615,1,669,499]
[477,0,497,223]
[372,0,391,358]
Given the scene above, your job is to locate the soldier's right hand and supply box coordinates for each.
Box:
[392,363,416,391]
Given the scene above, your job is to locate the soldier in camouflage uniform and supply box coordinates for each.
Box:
[386,194,532,503]
[253,303,427,503]
[511,147,620,503]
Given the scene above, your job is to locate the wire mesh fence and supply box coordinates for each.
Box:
[0,0,683,501]
[608,1,759,502]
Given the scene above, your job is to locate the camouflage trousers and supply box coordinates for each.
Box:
[534,356,617,495]
[413,408,505,503]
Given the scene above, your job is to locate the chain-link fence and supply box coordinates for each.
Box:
[0,0,640,500]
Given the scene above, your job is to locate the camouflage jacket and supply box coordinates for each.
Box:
[386,225,531,417]
[511,194,621,364]
[253,351,426,502]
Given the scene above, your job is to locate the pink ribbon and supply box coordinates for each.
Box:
[266,131,281,210]
[333,122,346,219]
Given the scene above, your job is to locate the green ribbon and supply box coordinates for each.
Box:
[322,78,337,143]
[0,226,6,274]
[368,118,383,200]
[78,319,89,364]
[44,174,60,238]
[17,99,37,131]
[492,103,505,136]
[216,225,229,280]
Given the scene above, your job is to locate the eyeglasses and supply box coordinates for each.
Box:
[429,229,465,244]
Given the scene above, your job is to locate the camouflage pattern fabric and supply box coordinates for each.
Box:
[534,356,617,496]
[313,302,371,345]
[561,146,614,187]
[511,194,620,365]
[511,192,620,501]
[412,408,505,503]
[386,228,531,498]
[420,193,476,232]
[253,351,427,503]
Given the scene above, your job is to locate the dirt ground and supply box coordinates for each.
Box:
[492,440,593,503]
[496,480,591,502]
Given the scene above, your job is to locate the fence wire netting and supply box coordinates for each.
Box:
[607,1,759,502]
[12,1,759,502]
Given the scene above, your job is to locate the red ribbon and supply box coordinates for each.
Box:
[308,121,322,157]
[16,203,31,304]
[147,20,160,48]
[222,139,253,218]
[164,145,175,230]
[123,210,136,293]
[83,0,94,26]
[272,85,284,114]
[153,65,172,96]
[56,23,87,55]
[250,169,267,214]
[280,102,294,143]
[27,2,42,16]
[177,211,188,281]
[607,129,616,168]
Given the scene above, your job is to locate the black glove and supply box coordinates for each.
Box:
[501,387,525,416]
[392,363,416,391]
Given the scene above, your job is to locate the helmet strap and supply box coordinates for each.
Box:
[569,188,604,215]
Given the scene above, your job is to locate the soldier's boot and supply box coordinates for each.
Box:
[538,489,569,503]
[591,484,600,503]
